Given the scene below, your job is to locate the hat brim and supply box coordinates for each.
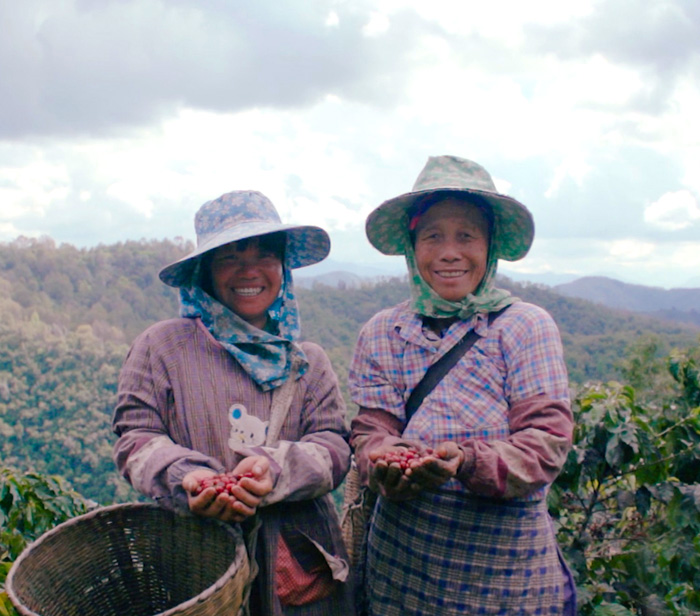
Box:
[365,187,534,261]
[159,221,331,287]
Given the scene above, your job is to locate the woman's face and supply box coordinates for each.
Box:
[208,238,283,329]
[413,198,490,302]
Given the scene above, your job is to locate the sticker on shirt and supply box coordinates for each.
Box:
[228,403,268,450]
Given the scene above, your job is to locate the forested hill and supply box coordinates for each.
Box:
[1,237,698,505]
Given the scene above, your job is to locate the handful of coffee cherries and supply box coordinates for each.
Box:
[374,446,435,472]
[193,471,255,496]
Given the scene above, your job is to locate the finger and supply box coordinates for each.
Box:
[246,457,268,479]
[230,498,256,519]
[230,485,262,508]
[372,461,389,483]
[190,487,217,509]
[238,475,271,497]
[383,464,405,489]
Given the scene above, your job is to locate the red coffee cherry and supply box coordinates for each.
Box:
[193,471,255,496]
[376,447,434,472]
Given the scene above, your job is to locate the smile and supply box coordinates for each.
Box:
[436,271,466,278]
[234,287,264,296]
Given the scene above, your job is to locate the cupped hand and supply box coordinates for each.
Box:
[183,468,239,523]
[368,444,420,501]
[182,457,272,524]
[226,456,273,520]
[404,442,464,491]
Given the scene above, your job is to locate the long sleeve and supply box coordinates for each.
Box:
[112,320,351,510]
[350,407,407,486]
[348,299,573,501]
[112,322,226,510]
[243,342,352,505]
[456,394,573,498]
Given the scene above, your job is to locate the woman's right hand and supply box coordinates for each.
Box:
[183,468,241,523]
[368,445,421,500]
[182,460,271,524]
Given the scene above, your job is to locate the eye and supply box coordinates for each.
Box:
[258,254,280,266]
[417,230,441,242]
[214,254,239,266]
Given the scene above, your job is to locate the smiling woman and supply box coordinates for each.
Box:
[112,190,355,615]
[204,233,286,329]
[412,198,489,302]
[349,155,576,616]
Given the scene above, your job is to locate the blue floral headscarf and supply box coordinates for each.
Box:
[158,190,331,391]
[179,258,307,392]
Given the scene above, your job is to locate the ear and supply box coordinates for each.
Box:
[229,403,247,424]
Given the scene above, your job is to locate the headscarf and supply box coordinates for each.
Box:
[404,209,517,320]
[179,258,307,391]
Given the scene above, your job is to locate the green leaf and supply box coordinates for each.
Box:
[593,601,636,615]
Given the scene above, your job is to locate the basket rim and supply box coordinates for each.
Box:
[6,501,248,616]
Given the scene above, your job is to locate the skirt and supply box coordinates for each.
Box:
[363,490,574,616]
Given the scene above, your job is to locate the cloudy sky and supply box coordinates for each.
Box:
[1,0,699,288]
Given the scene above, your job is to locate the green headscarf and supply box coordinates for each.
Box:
[404,224,517,320]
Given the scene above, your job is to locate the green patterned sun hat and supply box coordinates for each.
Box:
[365,155,534,261]
[159,190,330,287]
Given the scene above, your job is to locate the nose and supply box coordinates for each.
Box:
[234,258,263,275]
[438,239,462,261]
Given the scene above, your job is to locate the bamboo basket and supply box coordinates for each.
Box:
[6,502,249,616]
[340,458,376,568]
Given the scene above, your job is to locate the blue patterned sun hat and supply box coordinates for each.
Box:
[159,190,331,287]
[366,155,534,261]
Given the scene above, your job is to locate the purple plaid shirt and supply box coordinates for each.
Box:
[349,299,571,500]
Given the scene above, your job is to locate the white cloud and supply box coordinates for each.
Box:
[644,190,700,231]
[1,0,699,290]
[392,0,594,39]
[105,182,155,218]
[325,11,339,27]
[363,11,390,36]
[608,239,656,260]
[672,242,700,268]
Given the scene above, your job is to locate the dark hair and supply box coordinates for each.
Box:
[408,191,494,246]
[231,231,286,260]
[198,231,287,293]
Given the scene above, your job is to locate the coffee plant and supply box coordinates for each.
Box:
[0,468,94,616]
[549,348,700,615]
[1,346,699,615]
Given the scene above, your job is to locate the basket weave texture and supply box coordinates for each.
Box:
[6,502,249,616]
[340,462,376,569]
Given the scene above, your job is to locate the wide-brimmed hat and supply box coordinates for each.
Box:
[159,190,331,287]
[365,155,534,261]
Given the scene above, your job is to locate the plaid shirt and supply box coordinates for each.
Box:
[349,299,571,500]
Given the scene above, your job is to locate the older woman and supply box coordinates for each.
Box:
[112,191,354,615]
[349,156,575,615]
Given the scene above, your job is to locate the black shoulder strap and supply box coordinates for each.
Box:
[404,306,509,421]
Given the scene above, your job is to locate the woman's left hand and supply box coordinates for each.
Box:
[404,442,464,491]
[226,456,273,522]
[183,457,272,524]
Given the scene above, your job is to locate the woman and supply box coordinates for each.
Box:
[349,156,575,615]
[112,190,354,615]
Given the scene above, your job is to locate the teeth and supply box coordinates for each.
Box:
[234,287,263,296]
[438,271,465,278]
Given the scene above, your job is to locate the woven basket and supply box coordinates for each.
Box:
[340,459,376,568]
[6,502,250,616]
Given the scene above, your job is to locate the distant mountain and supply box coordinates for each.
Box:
[295,271,366,289]
[298,259,581,289]
[553,276,700,328]
[497,269,580,287]
[294,269,700,329]
[295,257,405,280]
[554,276,700,311]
